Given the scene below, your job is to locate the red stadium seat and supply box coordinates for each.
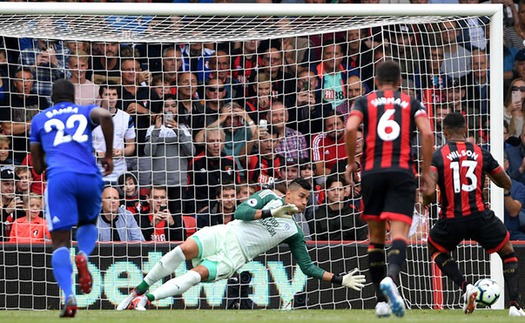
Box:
[183,215,197,239]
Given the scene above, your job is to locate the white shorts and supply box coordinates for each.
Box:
[189,225,247,282]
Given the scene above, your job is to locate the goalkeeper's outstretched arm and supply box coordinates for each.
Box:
[285,232,366,291]
[235,190,298,221]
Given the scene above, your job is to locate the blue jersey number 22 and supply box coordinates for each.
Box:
[43,114,89,147]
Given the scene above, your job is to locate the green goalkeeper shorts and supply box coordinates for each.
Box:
[190,225,247,282]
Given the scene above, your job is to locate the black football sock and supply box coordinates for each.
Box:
[502,252,520,305]
[368,243,387,302]
[386,238,407,283]
[433,252,467,292]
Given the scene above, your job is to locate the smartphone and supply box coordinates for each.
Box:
[159,205,167,211]
[259,119,268,132]
[165,112,174,127]
[512,91,521,104]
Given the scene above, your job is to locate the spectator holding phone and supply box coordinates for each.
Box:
[505,78,525,138]
[1,168,24,241]
[140,186,186,242]
[244,73,276,125]
[144,94,195,216]
[293,69,331,140]
[194,102,258,171]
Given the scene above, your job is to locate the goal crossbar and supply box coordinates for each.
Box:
[0,2,506,310]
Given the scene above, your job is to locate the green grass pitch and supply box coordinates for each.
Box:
[0,309,518,323]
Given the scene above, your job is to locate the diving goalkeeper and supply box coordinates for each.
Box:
[117,178,366,310]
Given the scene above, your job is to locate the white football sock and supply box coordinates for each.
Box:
[151,270,202,300]
[144,246,186,286]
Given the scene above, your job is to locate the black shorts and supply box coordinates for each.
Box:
[360,171,416,224]
[428,210,510,254]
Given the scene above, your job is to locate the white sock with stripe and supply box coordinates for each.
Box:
[144,246,186,286]
[151,270,202,300]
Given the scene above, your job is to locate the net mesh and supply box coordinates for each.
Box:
[0,9,498,311]
[0,14,463,43]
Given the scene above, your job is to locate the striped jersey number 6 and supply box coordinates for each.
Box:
[43,114,89,146]
[450,160,477,193]
[377,109,400,141]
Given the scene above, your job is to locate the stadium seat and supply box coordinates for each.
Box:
[183,215,197,239]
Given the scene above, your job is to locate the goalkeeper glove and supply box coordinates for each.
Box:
[262,204,298,219]
[331,268,366,291]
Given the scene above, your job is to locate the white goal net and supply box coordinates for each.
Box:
[0,2,506,311]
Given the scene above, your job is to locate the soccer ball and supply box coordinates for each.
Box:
[474,278,501,306]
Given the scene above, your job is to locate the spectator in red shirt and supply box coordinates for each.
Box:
[196,182,236,229]
[117,172,147,217]
[141,186,185,242]
[15,166,32,196]
[1,168,24,240]
[9,193,49,243]
[311,110,347,185]
[187,127,239,213]
[247,125,283,189]
[21,153,46,195]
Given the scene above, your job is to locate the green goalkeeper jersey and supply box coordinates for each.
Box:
[231,189,325,280]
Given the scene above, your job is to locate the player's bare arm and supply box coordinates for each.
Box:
[488,168,512,191]
[422,170,438,207]
[415,114,434,192]
[90,107,114,176]
[30,142,46,175]
[344,114,361,184]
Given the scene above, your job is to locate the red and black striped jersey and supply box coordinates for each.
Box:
[247,154,284,189]
[187,152,240,212]
[430,141,504,219]
[350,90,427,175]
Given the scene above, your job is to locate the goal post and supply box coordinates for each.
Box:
[0,2,507,311]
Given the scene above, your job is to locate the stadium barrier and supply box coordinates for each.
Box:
[1,242,524,310]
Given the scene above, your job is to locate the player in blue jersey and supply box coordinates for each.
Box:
[30,79,114,318]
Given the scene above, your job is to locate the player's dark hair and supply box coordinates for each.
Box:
[98,81,120,97]
[15,66,33,79]
[177,71,198,83]
[298,158,310,170]
[325,174,347,189]
[324,110,345,125]
[376,60,401,84]
[149,185,167,197]
[443,112,466,131]
[217,181,236,197]
[289,177,312,191]
[235,179,256,195]
[164,93,176,102]
[51,79,75,104]
[162,45,181,57]
[267,125,280,138]
[273,179,288,195]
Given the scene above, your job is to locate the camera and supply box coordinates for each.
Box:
[239,271,252,285]
[159,205,167,211]
[225,271,254,310]
[293,292,308,309]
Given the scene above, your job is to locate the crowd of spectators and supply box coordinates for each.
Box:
[1,0,525,243]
